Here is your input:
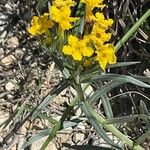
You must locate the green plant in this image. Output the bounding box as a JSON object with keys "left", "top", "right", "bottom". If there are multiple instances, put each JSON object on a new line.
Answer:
{"left": 21, "top": 0, "right": 150, "bottom": 149}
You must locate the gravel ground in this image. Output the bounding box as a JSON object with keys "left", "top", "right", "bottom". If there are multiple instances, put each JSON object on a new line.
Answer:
{"left": 0, "top": 0, "right": 150, "bottom": 150}
{"left": 0, "top": 1, "right": 114, "bottom": 149}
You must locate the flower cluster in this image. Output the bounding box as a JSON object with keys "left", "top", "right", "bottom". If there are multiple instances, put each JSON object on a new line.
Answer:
{"left": 81, "top": 0, "right": 105, "bottom": 21}
{"left": 28, "top": 0, "right": 116, "bottom": 70}
{"left": 63, "top": 35, "right": 94, "bottom": 61}
{"left": 28, "top": 13, "right": 53, "bottom": 36}
{"left": 50, "top": 0, "right": 78, "bottom": 30}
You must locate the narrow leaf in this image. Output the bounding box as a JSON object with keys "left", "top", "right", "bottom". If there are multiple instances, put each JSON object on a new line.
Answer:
{"left": 105, "top": 114, "right": 150, "bottom": 124}
{"left": 22, "top": 128, "right": 52, "bottom": 148}
{"left": 63, "top": 143, "right": 114, "bottom": 150}
{"left": 136, "top": 131, "right": 150, "bottom": 144}
{"left": 115, "top": 9, "right": 150, "bottom": 52}
{"left": 108, "top": 62, "right": 141, "bottom": 68}
{"left": 88, "top": 74, "right": 150, "bottom": 88}
{"left": 82, "top": 102, "right": 145, "bottom": 150}
{"left": 140, "top": 100, "right": 150, "bottom": 130}
{"left": 105, "top": 115, "right": 139, "bottom": 124}
{"left": 22, "top": 121, "right": 77, "bottom": 149}
{"left": 101, "top": 94, "right": 114, "bottom": 119}
{"left": 89, "top": 80, "right": 126, "bottom": 103}
{"left": 80, "top": 102, "right": 120, "bottom": 149}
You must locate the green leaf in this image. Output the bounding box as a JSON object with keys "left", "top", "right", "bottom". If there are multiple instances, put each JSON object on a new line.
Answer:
{"left": 94, "top": 81, "right": 114, "bottom": 119}
{"left": 105, "top": 115, "right": 140, "bottom": 124}
{"left": 105, "top": 115, "right": 149, "bottom": 124}
{"left": 101, "top": 94, "right": 114, "bottom": 119}
{"left": 63, "top": 143, "right": 114, "bottom": 150}
{"left": 89, "top": 80, "right": 126, "bottom": 104}
{"left": 132, "top": 76, "right": 150, "bottom": 84}
{"left": 22, "top": 128, "right": 52, "bottom": 148}
{"left": 24, "top": 106, "right": 57, "bottom": 124}
{"left": 87, "top": 74, "right": 150, "bottom": 88}
{"left": 81, "top": 102, "right": 145, "bottom": 150}
{"left": 13, "top": 105, "right": 25, "bottom": 123}
{"left": 140, "top": 100, "right": 150, "bottom": 130}
{"left": 108, "top": 62, "right": 141, "bottom": 68}
{"left": 115, "top": 9, "right": 150, "bottom": 52}
{"left": 22, "top": 120, "right": 77, "bottom": 149}
{"left": 80, "top": 102, "right": 120, "bottom": 149}
{"left": 41, "top": 121, "right": 62, "bottom": 150}
{"left": 31, "top": 81, "right": 68, "bottom": 120}
{"left": 136, "top": 131, "right": 150, "bottom": 144}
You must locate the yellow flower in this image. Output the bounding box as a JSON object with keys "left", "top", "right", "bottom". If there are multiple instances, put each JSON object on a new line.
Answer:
{"left": 96, "top": 44, "right": 116, "bottom": 70}
{"left": 28, "top": 13, "right": 54, "bottom": 36}
{"left": 53, "top": 0, "right": 75, "bottom": 7}
{"left": 50, "top": 5, "right": 78, "bottom": 30}
{"left": 94, "top": 12, "right": 113, "bottom": 30}
{"left": 80, "top": 0, "right": 105, "bottom": 21}
{"left": 91, "top": 24, "right": 111, "bottom": 48}
{"left": 63, "top": 35, "right": 94, "bottom": 61}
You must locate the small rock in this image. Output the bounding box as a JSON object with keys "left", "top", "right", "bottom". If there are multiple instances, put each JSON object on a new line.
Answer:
{"left": 77, "top": 122, "right": 85, "bottom": 130}
{"left": 57, "top": 133, "right": 70, "bottom": 144}
{"left": 85, "top": 85, "right": 94, "bottom": 96}
{"left": 1, "top": 54, "right": 16, "bottom": 66}
{"left": 32, "top": 137, "right": 57, "bottom": 150}
{"left": 53, "top": 115, "right": 61, "bottom": 121}
{"left": 0, "top": 30, "right": 7, "bottom": 42}
{"left": 73, "top": 133, "right": 85, "bottom": 144}
{"left": 70, "top": 87, "right": 77, "bottom": 96}
{"left": 0, "top": 136, "right": 3, "bottom": 144}
{"left": 0, "top": 48, "right": 4, "bottom": 58}
{"left": 0, "top": 111, "right": 9, "bottom": 125}
{"left": 31, "top": 62, "right": 37, "bottom": 68}
{"left": 53, "top": 95, "right": 67, "bottom": 105}
{"left": 75, "top": 107, "right": 82, "bottom": 117}
{"left": 5, "top": 80, "right": 17, "bottom": 91}
{"left": 144, "top": 69, "right": 150, "bottom": 77}
{"left": 25, "top": 55, "right": 32, "bottom": 62}
{"left": 5, "top": 3, "right": 12, "bottom": 10}
{"left": 7, "top": 93, "right": 14, "bottom": 99}
{"left": 15, "top": 49, "right": 24, "bottom": 58}
{"left": 11, "top": 143, "right": 17, "bottom": 150}
{"left": 7, "top": 36, "right": 19, "bottom": 48}
{"left": 17, "top": 136, "right": 26, "bottom": 150}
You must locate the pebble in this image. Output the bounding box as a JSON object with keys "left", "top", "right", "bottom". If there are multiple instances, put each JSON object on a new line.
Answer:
{"left": 31, "top": 137, "right": 57, "bottom": 150}
{"left": 15, "top": 49, "right": 24, "bottom": 58}
{"left": 7, "top": 36, "right": 19, "bottom": 48}
{"left": 5, "top": 80, "right": 17, "bottom": 91}
{"left": 144, "top": 69, "right": 150, "bottom": 77}
{"left": 73, "top": 132, "right": 85, "bottom": 144}
{"left": 53, "top": 95, "right": 67, "bottom": 105}
{"left": 75, "top": 107, "right": 82, "bottom": 117}
{"left": 77, "top": 122, "right": 85, "bottom": 130}
{"left": 0, "top": 48, "right": 4, "bottom": 58}
{"left": 1, "top": 54, "right": 16, "bottom": 66}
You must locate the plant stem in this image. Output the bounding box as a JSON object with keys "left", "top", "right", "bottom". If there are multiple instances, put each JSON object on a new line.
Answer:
{"left": 74, "top": 83, "right": 85, "bottom": 102}
{"left": 115, "top": 9, "right": 150, "bottom": 52}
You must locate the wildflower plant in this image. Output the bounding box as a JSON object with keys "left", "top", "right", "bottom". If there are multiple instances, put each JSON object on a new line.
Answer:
{"left": 25, "top": 0, "right": 150, "bottom": 149}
